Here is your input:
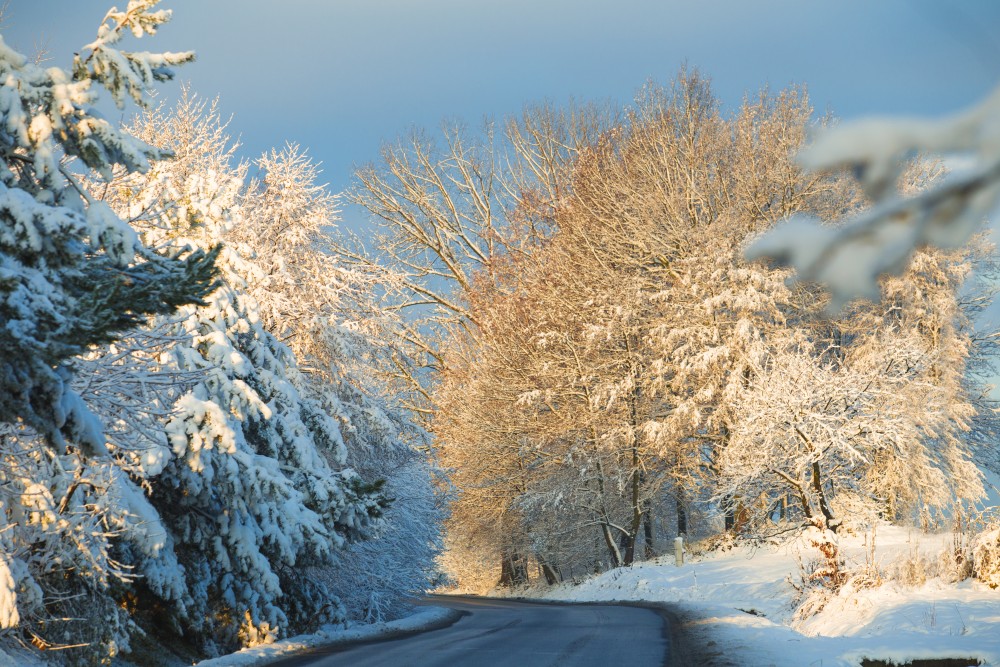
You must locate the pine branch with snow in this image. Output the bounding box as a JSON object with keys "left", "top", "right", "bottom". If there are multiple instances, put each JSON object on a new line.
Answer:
{"left": 0, "top": 1, "right": 214, "bottom": 455}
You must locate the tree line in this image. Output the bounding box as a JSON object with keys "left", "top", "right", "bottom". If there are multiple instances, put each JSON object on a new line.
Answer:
{"left": 2, "top": 0, "right": 998, "bottom": 662}
{"left": 347, "top": 69, "right": 999, "bottom": 591}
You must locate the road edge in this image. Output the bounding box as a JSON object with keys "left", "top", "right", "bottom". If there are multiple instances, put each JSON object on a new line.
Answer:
{"left": 609, "top": 601, "right": 697, "bottom": 667}
{"left": 195, "top": 606, "right": 466, "bottom": 667}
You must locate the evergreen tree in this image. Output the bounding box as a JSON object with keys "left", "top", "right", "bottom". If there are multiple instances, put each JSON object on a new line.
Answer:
{"left": 237, "top": 144, "right": 443, "bottom": 623}
{"left": 0, "top": 2, "right": 219, "bottom": 658}
{"left": 0, "top": 0, "right": 216, "bottom": 454}
{"left": 102, "top": 94, "right": 388, "bottom": 653}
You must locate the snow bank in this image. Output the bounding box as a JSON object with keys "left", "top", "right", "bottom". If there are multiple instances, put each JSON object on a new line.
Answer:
{"left": 534, "top": 526, "right": 1000, "bottom": 666}
{"left": 194, "top": 606, "right": 461, "bottom": 667}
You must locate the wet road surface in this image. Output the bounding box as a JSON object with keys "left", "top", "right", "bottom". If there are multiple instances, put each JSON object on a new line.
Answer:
{"left": 270, "top": 595, "right": 670, "bottom": 667}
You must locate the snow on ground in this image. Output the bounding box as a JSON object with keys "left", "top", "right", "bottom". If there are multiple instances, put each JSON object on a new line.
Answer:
{"left": 0, "top": 646, "right": 44, "bottom": 667}
{"left": 194, "top": 606, "right": 461, "bottom": 667}
{"left": 534, "top": 525, "right": 1000, "bottom": 666}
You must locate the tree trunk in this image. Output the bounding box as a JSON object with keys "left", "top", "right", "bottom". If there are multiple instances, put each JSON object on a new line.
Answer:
{"left": 811, "top": 461, "right": 838, "bottom": 532}
{"left": 723, "top": 495, "right": 736, "bottom": 532}
{"left": 499, "top": 551, "right": 529, "bottom": 587}
{"left": 601, "top": 522, "right": 623, "bottom": 568}
{"left": 539, "top": 559, "right": 561, "bottom": 585}
{"left": 623, "top": 482, "right": 642, "bottom": 566}
{"left": 592, "top": 454, "right": 622, "bottom": 568}
{"left": 642, "top": 502, "right": 656, "bottom": 559}
{"left": 622, "top": 332, "right": 643, "bottom": 568}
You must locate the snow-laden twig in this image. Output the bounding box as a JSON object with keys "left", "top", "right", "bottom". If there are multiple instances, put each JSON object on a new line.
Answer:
{"left": 746, "top": 84, "right": 1000, "bottom": 311}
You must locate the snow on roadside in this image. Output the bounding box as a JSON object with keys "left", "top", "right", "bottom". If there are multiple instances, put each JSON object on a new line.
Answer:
{"left": 194, "top": 606, "right": 461, "bottom": 667}
{"left": 533, "top": 525, "right": 1000, "bottom": 666}
{"left": 0, "top": 646, "right": 44, "bottom": 667}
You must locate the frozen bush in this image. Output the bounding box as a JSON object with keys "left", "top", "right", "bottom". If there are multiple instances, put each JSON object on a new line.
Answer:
{"left": 889, "top": 545, "right": 933, "bottom": 587}
{"left": 972, "top": 523, "right": 1000, "bottom": 589}
{"left": 938, "top": 521, "right": 975, "bottom": 583}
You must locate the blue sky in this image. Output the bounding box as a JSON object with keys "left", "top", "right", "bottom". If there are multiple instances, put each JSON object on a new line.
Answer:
{"left": 6, "top": 1, "right": 1000, "bottom": 217}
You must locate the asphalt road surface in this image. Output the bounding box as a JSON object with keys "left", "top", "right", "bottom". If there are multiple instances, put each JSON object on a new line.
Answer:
{"left": 271, "top": 595, "right": 671, "bottom": 667}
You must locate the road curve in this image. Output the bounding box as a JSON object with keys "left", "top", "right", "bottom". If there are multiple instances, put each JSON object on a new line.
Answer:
{"left": 269, "top": 595, "right": 670, "bottom": 667}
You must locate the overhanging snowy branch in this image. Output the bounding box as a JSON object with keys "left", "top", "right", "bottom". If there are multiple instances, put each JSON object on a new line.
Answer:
{"left": 746, "top": 84, "right": 1000, "bottom": 310}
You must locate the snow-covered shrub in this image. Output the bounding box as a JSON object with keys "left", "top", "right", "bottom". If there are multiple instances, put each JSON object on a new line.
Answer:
{"left": 828, "top": 493, "right": 881, "bottom": 536}
{"left": 972, "top": 522, "right": 1000, "bottom": 589}
{"left": 689, "top": 531, "right": 739, "bottom": 556}
{"left": 888, "top": 543, "right": 933, "bottom": 587}
{"left": 844, "top": 563, "right": 885, "bottom": 595}
{"left": 791, "top": 575, "right": 835, "bottom": 622}
{"left": 938, "top": 519, "right": 975, "bottom": 584}
{"left": 844, "top": 528, "right": 885, "bottom": 592}
{"left": 791, "top": 525, "right": 848, "bottom": 620}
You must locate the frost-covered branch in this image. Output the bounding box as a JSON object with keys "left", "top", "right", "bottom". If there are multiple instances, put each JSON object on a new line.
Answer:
{"left": 746, "top": 84, "right": 1000, "bottom": 310}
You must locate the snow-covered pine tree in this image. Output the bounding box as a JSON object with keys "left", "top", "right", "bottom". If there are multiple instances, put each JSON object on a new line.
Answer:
{"left": 0, "top": 0, "right": 215, "bottom": 454}
{"left": 101, "top": 93, "right": 388, "bottom": 654}
{"left": 0, "top": 3, "right": 221, "bottom": 658}
{"left": 234, "top": 140, "right": 442, "bottom": 624}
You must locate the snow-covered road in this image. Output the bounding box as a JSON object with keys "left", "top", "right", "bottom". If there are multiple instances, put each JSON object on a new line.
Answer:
{"left": 265, "top": 596, "right": 672, "bottom": 667}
